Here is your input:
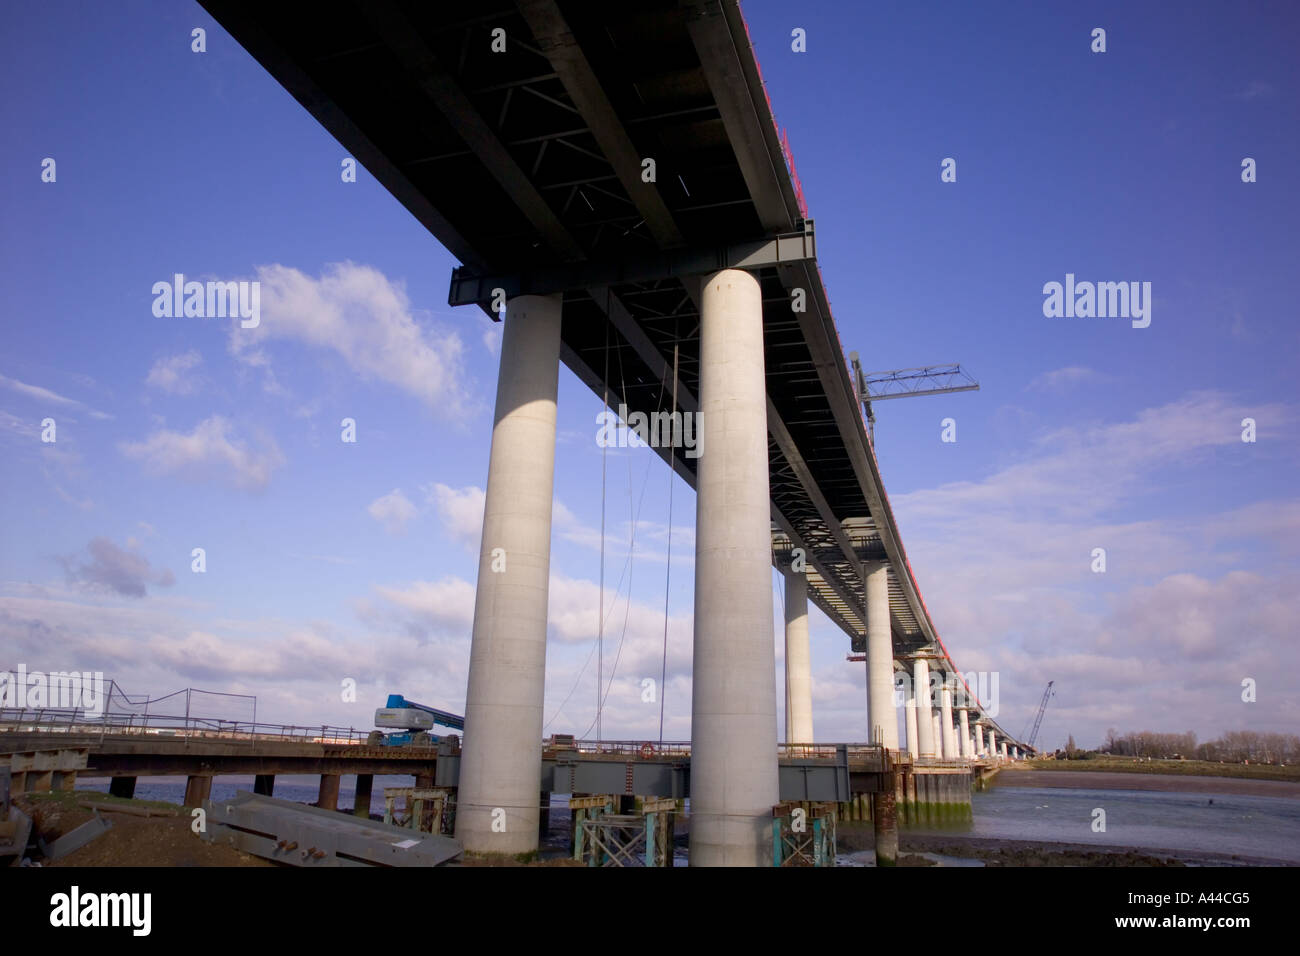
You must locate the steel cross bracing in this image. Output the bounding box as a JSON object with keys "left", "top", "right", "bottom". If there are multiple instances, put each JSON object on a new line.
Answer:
{"left": 197, "top": 0, "right": 1027, "bottom": 752}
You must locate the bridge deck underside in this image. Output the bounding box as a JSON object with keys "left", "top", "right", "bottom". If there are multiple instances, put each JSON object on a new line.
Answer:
{"left": 199, "top": 0, "right": 1021, "bottom": 743}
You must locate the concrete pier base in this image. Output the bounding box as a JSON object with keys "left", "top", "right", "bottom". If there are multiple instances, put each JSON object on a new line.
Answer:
{"left": 902, "top": 770, "right": 973, "bottom": 826}
{"left": 872, "top": 788, "right": 898, "bottom": 866}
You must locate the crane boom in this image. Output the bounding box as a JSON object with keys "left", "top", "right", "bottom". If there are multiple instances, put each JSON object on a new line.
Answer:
{"left": 847, "top": 355, "right": 980, "bottom": 442}
{"left": 1026, "top": 681, "right": 1054, "bottom": 748}
{"left": 382, "top": 694, "right": 465, "bottom": 730}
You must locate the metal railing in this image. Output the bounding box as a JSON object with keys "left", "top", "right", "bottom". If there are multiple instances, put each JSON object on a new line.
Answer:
{"left": 0, "top": 708, "right": 373, "bottom": 747}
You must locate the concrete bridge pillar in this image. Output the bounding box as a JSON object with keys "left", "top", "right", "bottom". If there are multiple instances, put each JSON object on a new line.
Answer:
{"left": 690, "top": 268, "right": 779, "bottom": 867}
{"left": 253, "top": 774, "right": 275, "bottom": 796}
{"left": 959, "top": 709, "right": 971, "bottom": 759}
{"left": 864, "top": 561, "right": 897, "bottom": 751}
{"left": 904, "top": 686, "right": 919, "bottom": 760}
{"left": 109, "top": 776, "right": 137, "bottom": 799}
{"left": 1000, "top": 741, "right": 1008, "bottom": 759}
{"left": 932, "top": 711, "right": 944, "bottom": 757}
{"left": 318, "top": 773, "right": 341, "bottom": 811}
{"left": 975, "top": 723, "right": 985, "bottom": 755}
{"left": 183, "top": 775, "right": 212, "bottom": 807}
{"left": 783, "top": 569, "right": 814, "bottom": 743}
{"left": 913, "top": 658, "right": 935, "bottom": 758}
{"left": 939, "top": 678, "right": 956, "bottom": 759}
{"left": 988, "top": 730, "right": 997, "bottom": 759}
{"left": 455, "top": 293, "right": 563, "bottom": 856}
{"left": 352, "top": 773, "right": 374, "bottom": 816}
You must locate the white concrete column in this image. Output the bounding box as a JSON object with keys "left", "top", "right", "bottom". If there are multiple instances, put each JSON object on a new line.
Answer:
{"left": 864, "top": 562, "right": 897, "bottom": 751}
{"left": 939, "top": 678, "right": 956, "bottom": 758}
{"left": 1000, "top": 741, "right": 1008, "bottom": 759}
{"left": 690, "top": 268, "right": 779, "bottom": 867}
{"left": 783, "top": 569, "right": 813, "bottom": 744}
{"left": 1012, "top": 746, "right": 1019, "bottom": 760}
{"left": 976, "top": 723, "right": 985, "bottom": 755}
{"left": 959, "top": 709, "right": 971, "bottom": 759}
{"left": 988, "top": 730, "right": 998, "bottom": 759}
{"left": 904, "top": 686, "right": 919, "bottom": 760}
{"left": 932, "top": 712, "right": 943, "bottom": 755}
{"left": 913, "top": 659, "right": 935, "bottom": 758}
{"left": 455, "top": 293, "right": 562, "bottom": 855}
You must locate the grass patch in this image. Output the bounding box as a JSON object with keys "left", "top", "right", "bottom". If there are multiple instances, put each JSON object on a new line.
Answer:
{"left": 21, "top": 789, "right": 180, "bottom": 814}
{"left": 1020, "top": 757, "right": 1300, "bottom": 782}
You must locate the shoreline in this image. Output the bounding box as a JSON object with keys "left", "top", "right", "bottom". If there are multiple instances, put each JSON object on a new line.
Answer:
{"left": 992, "top": 769, "right": 1300, "bottom": 799}
{"left": 899, "top": 833, "right": 1292, "bottom": 867}
{"left": 835, "top": 827, "right": 1295, "bottom": 867}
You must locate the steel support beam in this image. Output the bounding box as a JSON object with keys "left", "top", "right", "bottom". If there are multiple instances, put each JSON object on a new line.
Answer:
{"left": 365, "top": 0, "right": 585, "bottom": 262}
{"left": 681, "top": 0, "right": 798, "bottom": 231}
{"left": 517, "top": 0, "right": 685, "bottom": 248}
{"left": 449, "top": 223, "right": 815, "bottom": 306}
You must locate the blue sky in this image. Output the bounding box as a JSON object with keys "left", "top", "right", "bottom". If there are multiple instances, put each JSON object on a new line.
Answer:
{"left": 1, "top": 1, "right": 1297, "bottom": 751}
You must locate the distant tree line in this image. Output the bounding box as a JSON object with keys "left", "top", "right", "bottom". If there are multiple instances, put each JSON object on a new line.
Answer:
{"left": 1097, "top": 728, "right": 1300, "bottom": 764}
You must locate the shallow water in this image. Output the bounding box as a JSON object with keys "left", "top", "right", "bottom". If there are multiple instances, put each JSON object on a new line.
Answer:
{"left": 909, "top": 785, "right": 1300, "bottom": 863}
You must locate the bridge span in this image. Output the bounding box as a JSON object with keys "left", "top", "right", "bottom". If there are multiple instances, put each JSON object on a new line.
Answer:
{"left": 195, "top": 0, "right": 1032, "bottom": 864}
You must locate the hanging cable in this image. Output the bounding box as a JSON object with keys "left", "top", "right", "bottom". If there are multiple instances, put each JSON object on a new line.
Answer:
{"left": 581, "top": 330, "right": 652, "bottom": 737}
{"left": 597, "top": 320, "right": 609, "bottom": 743}
{"left": 658, "top": 342, "right": 678, "bottom": 746}
{"left": 600, "top": 335, "right": 639, "bottom": 707}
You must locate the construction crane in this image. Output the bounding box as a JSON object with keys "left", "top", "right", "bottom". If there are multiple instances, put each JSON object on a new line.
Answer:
{"left": 848, "top": 356, "right": 980, "bottom": 443}
{"left": 1022, "top": 681, "right": 1055, "bottom": 749}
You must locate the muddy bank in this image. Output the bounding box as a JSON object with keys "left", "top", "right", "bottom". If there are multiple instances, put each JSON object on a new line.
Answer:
{"left": 834, "top": 824, "right": 1289, "bottom": 866}
{"left": 994, "top": 770, "right": 1300, "bottom": 799}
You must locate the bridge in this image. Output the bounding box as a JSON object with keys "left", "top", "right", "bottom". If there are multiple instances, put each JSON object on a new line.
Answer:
{"left": 190, "top": 0, "right": 1030, "bottom": 865}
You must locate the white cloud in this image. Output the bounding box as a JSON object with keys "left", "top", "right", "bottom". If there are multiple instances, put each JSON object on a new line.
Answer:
{"left": 1236, "top": 80, "right": 1275, "bottom": 100}
{"left": 53, "top": 485, "right": 94, "bottom": 511}
{"left": 1026, "top": 366, "right": 1103, "bottom": 392}
{"left": 888, "top": 391, "right": 1300, "bottom": 747}
{"left": 426, "top": 483, "right": 485, "bottom": 551}
{"left": 0, "top": 410, "right": 39, "bottom": 438}
{"left": 423, "top": 482, "right": 685, "bottom": 563}
{"left": 362, "top": 577, "right": 477, "bottom": 638}
{"left": 367, "top": 488, "right": 418, "bottom": 535}
{"left": 0, "top": 582, "right": 472, "bottom": 721}
{"left": 229, "top": 262, "right": 473, "bottom": 417}
{"left": 119, "top": 415, "right": 285, "bottom": 491}
{"left": 145, "top": 350, "right": 203, "bottom": 395}
{"left": 59, "top": 537, "right": 175, "bottom": 597}
{"left": 0, "top": 373, "right": 112, "bottom": 419}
